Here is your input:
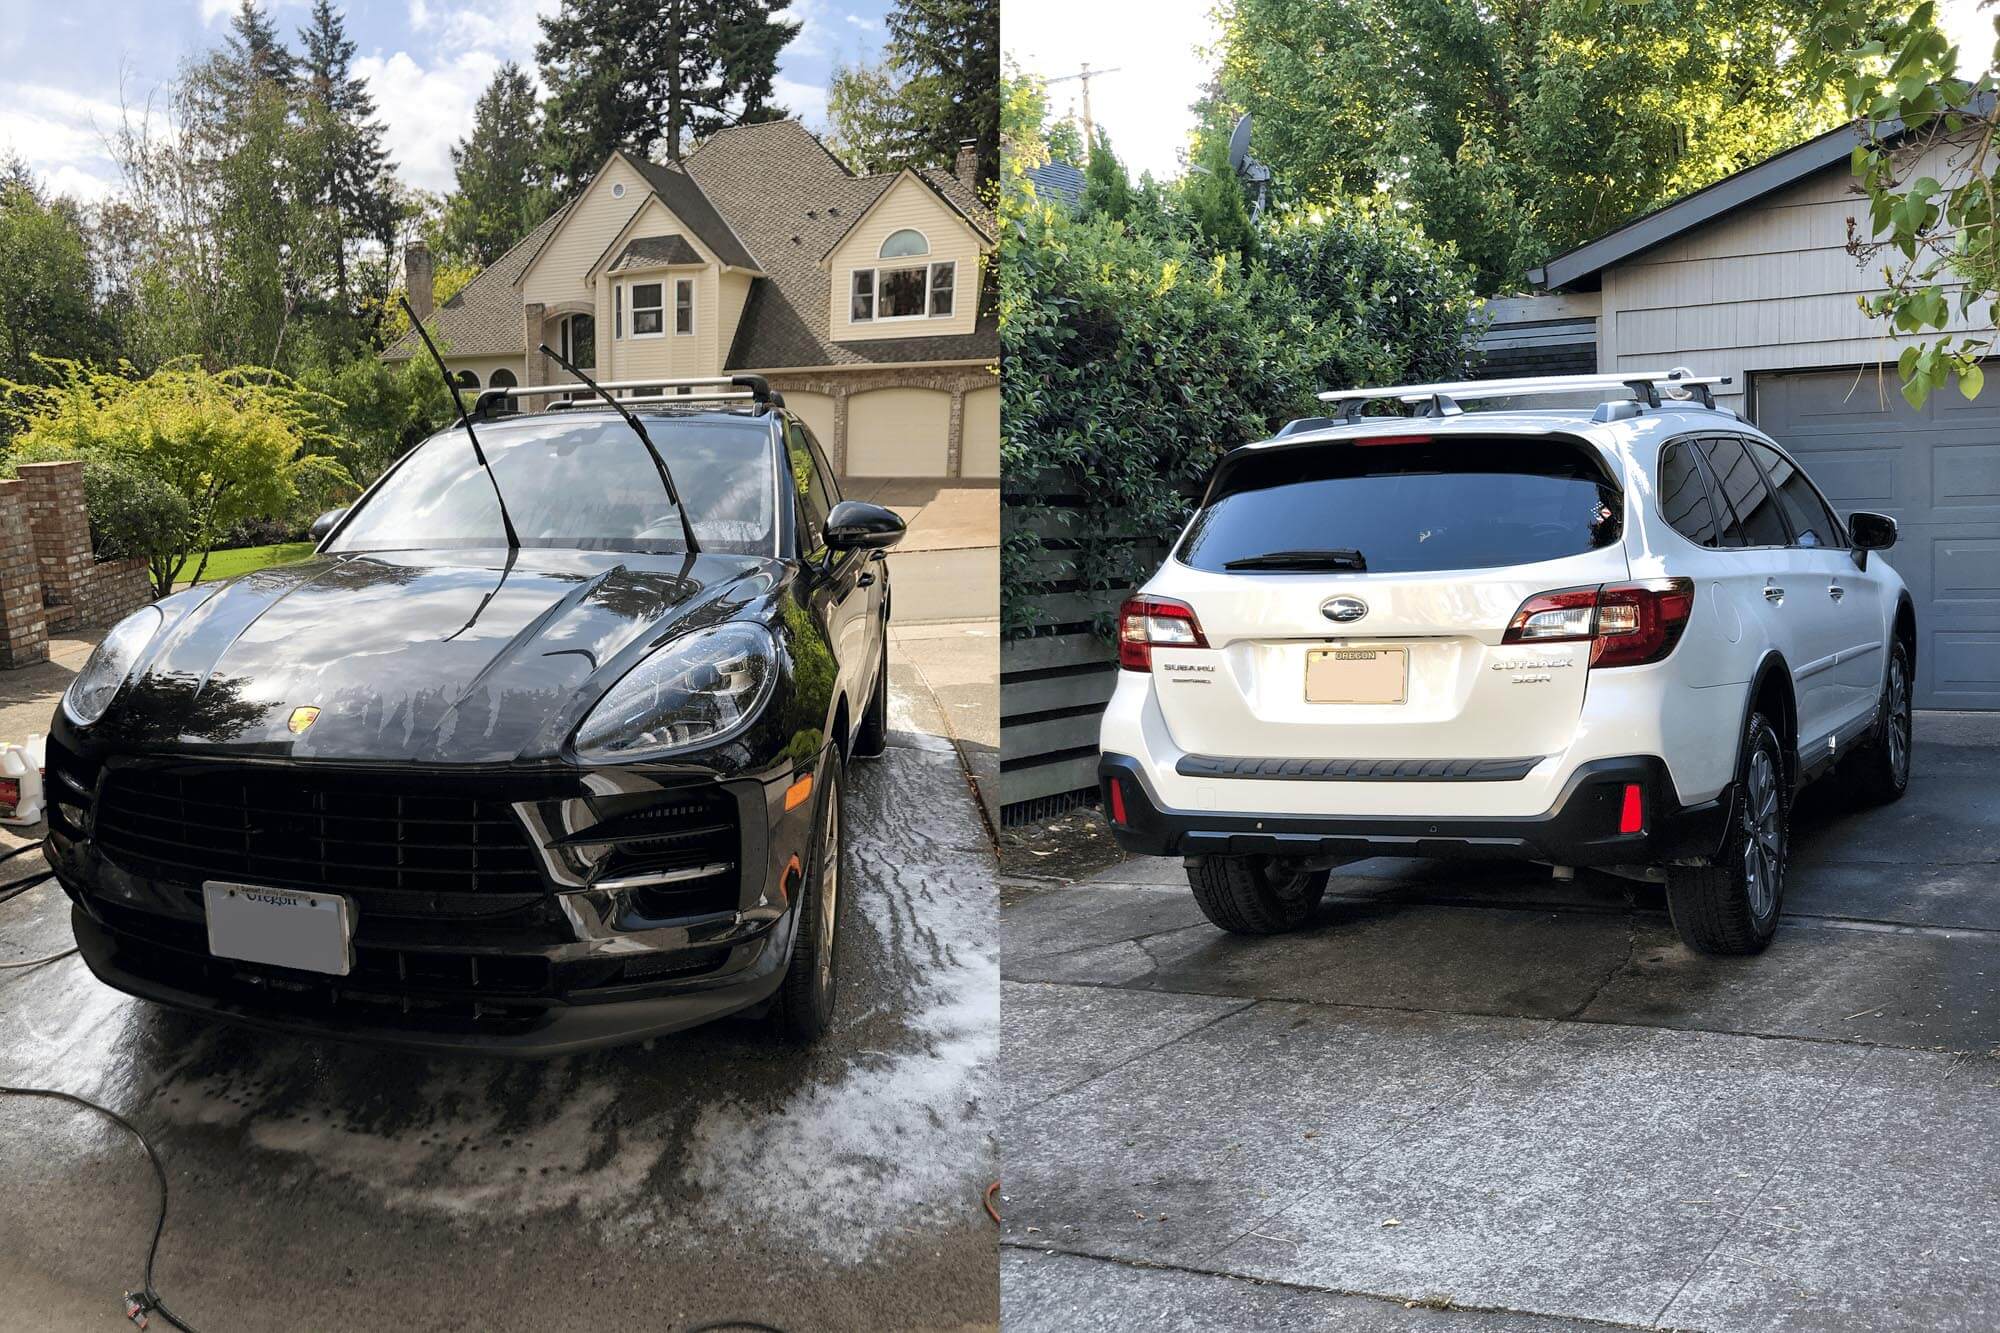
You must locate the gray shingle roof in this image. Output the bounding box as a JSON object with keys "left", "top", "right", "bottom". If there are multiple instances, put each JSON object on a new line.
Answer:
{"left": 1024, "top": 161, "right": 1084, "bottom": 209}
{"left": 381, "top": 204, "right": 571, "bottom": 361}
{"left": 623, "top": 154, "right": 761, "bottom": 270}
{"left": 608, "top": 234, "right": 704, "bottom": 270}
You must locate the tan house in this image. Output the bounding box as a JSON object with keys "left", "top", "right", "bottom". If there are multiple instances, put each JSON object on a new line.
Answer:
{"left": 384, "top": 120, "right": 999, "bottom": 479}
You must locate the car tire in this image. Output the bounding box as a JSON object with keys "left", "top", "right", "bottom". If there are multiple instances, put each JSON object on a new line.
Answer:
{"left": 1848, "top": 640, "right": 1912, "bottom": 806}
{"left": 853, "top": 631, "right": 889, "bottom": 760}
{"left": 772, "top": 756, "right": 845, "bottom": 1044}
{"left": 1666, "top": 712, "right": 1786, "bottom": 956}
{"left": 1186, "top": 855, "right": 1330, "bottom": 935}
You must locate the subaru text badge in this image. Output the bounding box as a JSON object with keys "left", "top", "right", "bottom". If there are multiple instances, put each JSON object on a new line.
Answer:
{"left": 1321, "top": 597, "right": 1368, "bottom": 624}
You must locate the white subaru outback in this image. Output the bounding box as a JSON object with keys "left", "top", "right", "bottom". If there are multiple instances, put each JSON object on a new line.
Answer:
{"left": 1098, "top": 371, "right": 1915, "bottom": 956}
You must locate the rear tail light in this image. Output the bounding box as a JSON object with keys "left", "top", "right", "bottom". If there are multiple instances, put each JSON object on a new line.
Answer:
{"left": 1503, "top": 579, "right": 1694, "bottom": 668}
{"left": 1118, "top": 595, "right": 1208, "bottom": 671}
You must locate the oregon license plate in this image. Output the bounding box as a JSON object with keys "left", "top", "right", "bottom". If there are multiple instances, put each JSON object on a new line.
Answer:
{"left": 203, "top": 882, "right": 354, "bottom": 976}
{"left": 1305, "top": 646, "right": 1408, "bottom": 704}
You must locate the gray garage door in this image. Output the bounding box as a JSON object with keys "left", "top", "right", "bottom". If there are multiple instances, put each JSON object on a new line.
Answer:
{"left": 1755, "top": 367, "right": 2000, "bottom": 710}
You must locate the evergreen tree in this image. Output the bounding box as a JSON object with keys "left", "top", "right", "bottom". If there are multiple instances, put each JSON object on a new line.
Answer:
{"left": 442, "top": 63, "right": 556, "bottom": 266}
{"left": 298, "top": 0, "right": 397, "bottom": 303}
{"left": 1079, "top": 129, "right": 1131, "bottom": 221}
{"left": 208, "top": 0, "right": 298, "bottom": 120}
{"left": 536, "top": 0, "right": 799, "bottom": 189}
{"left": 826, "top": 0, "right": 999, "bottom": 186}
{"left": 1181, "top": 127, "right": 1256, "bottom": 261}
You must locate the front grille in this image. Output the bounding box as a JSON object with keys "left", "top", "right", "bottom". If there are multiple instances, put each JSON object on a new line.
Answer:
{"left": 92, "top": 763, "right": 547, "bottom": 901}
{"left": 555, "top": 785, "right": 741, "bottom": 919}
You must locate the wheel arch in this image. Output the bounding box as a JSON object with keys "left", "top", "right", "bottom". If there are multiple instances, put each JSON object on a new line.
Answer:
{"left": 1741, "top": 651, "right": 1798, "bottom": 787}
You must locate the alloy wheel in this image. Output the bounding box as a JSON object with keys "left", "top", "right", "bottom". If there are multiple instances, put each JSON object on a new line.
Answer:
{"left": 816, "top": 771, "right": 841, "bottom": 998}
{"left": 1741, "top": 746, "right": 1783, "bottom": 919}
{"left": 1888, "top": 654, "right": 1912, "bottom": 785}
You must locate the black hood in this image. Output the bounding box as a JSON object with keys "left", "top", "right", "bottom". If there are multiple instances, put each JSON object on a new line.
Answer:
{"left": 98, "top": 548, "right": 778, "bottom": 763}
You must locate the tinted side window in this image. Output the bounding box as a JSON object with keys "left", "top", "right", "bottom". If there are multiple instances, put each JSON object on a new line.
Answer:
{"left": 1747, "top": 441, "right": 1844, "bottom": 549}
{"left": 786, "top": 420, "right": 832, "bottom": 554}
{"left": 1699, "top": 436, "right": 1789, "bottom": 547}
{"left": 1659, "top": 441, "right": 1723, "bottom": 547}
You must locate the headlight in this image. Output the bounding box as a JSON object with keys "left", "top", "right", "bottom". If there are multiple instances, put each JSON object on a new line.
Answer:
{"left": 573, "top": 622, "right": 777, "bottom": 762}
{"left": 63, "top": 605, "right": 163, "bottom": 726}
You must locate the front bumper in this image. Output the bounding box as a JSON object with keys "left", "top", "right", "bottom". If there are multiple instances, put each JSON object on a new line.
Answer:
{"left": 1100, "top": 752, "right": 1733, "bottom": 867}
{"left": 45, "top": 734, "right": 823, "bottom": 1055}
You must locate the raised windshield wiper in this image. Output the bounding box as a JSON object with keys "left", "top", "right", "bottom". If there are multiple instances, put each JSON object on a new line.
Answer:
{"left": 401, "top": 295, "right": 520, "bottom": 549}
{"left": 1223, "top": 547, "right": 1368, "bottom": 571}
{"left": 537, "top": 342, "right": 701, "bottom": 556}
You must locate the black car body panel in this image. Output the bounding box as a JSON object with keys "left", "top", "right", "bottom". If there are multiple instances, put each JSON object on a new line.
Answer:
{"left": 50, "top": 404, "right": 894, "bottom": 1053}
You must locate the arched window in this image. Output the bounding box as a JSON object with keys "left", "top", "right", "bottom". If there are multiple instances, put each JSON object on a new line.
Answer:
{"left": 879, "top": 229, "right": 929, "bottom": 259}
{"left": 489, "top": 367, "right": 518, "bottom": 389}
{"left": 453, "top": 369, "right": 480, "bottom": 390}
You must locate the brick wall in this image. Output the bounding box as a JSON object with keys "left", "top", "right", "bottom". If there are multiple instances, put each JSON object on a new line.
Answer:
{"left": 0, "top": 461, "right": 157, "bottom": 669}
{"left": 0, "top": 481, "right": 48, "bottom": 668}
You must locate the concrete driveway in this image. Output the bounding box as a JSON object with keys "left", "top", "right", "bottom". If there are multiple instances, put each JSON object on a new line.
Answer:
{"left": 0, "top": 664, "right": 998, "bottom": 1330}
{"left": 1001, "top": 713, "right": 2000, "bottom": 1331}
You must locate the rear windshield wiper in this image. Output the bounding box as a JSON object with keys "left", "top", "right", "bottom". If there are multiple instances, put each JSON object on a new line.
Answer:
{"left": 1223, "top": 548, "right": 1368, "bottom": 571}
{"left": 538, "top": 342, "right": 701, "bottom": 555}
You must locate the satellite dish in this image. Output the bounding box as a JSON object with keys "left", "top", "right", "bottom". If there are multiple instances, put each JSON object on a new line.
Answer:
{"left": 1227, "top": 113, "right": 1252, "bottom": 175}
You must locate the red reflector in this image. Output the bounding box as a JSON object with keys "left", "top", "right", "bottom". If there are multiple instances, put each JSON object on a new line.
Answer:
{"left": 1619, "top": 783, "right": 1644, "bottom": 835}
{"left": 1107, "top": 777, "right": 1128, "bottom": 825}
{"left": 0, "top": 778, "right": 18, "bottom": 812}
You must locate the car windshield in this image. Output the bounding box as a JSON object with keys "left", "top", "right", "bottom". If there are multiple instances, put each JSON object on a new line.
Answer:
{"left": 328, "top": 414, "right": 776, "bottom": 556}
{"left": 1179, "top": 435, "right": 1622, "bottom": 575}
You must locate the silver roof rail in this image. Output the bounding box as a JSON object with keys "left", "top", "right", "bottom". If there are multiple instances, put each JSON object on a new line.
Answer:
{"left": 475, "top": 373, "right": 779, "bottom": 420}
{"left": 1314, "top": 368, "right": 1733, "bottom": 420}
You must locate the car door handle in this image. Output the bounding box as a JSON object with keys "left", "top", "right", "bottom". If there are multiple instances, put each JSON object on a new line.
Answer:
{"left": 1828, "top": 584, "right": 1845, "bottom": 601}
{"left": 857, "top": 572, "right": 876, "bottom": 588}
{"left": 1763, "top": 584, "right": 1785, "bottom": 603}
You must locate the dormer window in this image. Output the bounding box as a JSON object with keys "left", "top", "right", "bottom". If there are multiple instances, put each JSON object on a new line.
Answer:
{"left": 852, "top": 229, "right": 955, "bottom": 324}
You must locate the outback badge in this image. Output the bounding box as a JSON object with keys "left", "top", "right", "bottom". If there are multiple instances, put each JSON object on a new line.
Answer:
{"left": 287, "top": 706, "right": 321, "bottom": 735}
{"left": 1320, "top": 596, "right": 1368, "bottom": 624}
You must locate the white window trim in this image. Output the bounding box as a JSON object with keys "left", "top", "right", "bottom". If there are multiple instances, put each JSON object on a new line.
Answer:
{"left": 626, "top": 280, "right": 666, "bottom": 340}
{"left": 851, "top": 259, "right": 958, "bottom": 324}
{"left": 674, "top": 277, "right": 695, "bottom": 337}
{"left": 879, "top": 227, "right": 930, "bottom": 259}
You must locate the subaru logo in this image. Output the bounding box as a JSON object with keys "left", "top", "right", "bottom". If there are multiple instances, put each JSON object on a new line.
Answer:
{"left": 1321, "top": 597, "right": 1368, "bottom": 623}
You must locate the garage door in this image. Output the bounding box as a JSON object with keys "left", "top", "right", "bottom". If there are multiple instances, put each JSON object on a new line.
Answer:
{"left": 961, "top": 385, "right": 999, "bottom": 478}
{"left": 1756, "top": 367, "right": 2000, "bottom": 709}
{"left": 847, "top": 388, "right": 950, "bottom": 477}
{"left": 785, "top": 390, "right": 838, "bottom": 460}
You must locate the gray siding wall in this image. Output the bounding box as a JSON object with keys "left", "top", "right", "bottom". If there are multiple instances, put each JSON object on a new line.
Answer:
{"left": 1595, "top": 143, "right": 1995, "bottom": 412}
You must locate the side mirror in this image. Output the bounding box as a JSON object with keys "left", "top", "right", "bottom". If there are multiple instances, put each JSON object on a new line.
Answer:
{"left": 823, "top": 500, "right": 906, "bottom": 552}
{"left": 309, "top": 507, "right": 349, "bottom": 543}
{"left": 1849, "top": 511, "right": 1897, "bottom": 551}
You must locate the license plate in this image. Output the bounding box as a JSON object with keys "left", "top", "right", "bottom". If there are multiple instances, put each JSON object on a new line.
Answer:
{"left": 203, "top": 882, "right": 354, "bottom": 976}
{"left": 1305, "top": 647, "right": 1407, "bottom": 704}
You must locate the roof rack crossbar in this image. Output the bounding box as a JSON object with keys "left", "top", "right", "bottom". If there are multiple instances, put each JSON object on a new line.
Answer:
{"left": 1316, "top": 369, "right": 1731, "bottom": 414}
{"left": 509, "top": 374, "right": 774, "bottom": 404}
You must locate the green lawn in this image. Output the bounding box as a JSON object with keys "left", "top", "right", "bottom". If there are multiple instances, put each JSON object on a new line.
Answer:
{"left": 175, "top": 541, "right": 318, "bottom": 586}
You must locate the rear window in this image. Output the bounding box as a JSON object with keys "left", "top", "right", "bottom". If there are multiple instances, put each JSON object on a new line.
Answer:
{"left": 1178, "top": 436, "right": 1622, "bottom": 575}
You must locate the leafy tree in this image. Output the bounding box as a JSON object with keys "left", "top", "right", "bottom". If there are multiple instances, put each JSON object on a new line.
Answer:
{"left": 1045, "top": 116, "right": 1084, "bottom": 167}
{"left": 197, "top": 0, "right": 299, "bottom": 136}
{"left": 536, "top": 0, "right": 799, "bottom": 188}
{"left": 0, "top": 359, "right": 350, "bottom": 594}
{"left": 824, "top": 0, "right": 998, "bottom": 186}
{"left": 1806, "top": 0, "right": 1997, "bottom": 405}
{"left": 1000, "top": 69, "right": 1052, "bottom": 206}
{"left": 0, "top": 169, "right": 110, "bottom": 403}
{"left": 442, "top": 63, "right": 556, "bottom": 265}
{"left": 1079, "top": 129, "right": 1133, "bottom": 221}
{"left": 1216, "top": 0, "right": 1877, "bottom": 291}
{"left": 297, "top": 0, "right": 398, "bottom": 304}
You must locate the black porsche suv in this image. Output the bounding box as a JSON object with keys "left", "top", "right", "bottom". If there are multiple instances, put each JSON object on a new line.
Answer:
{"left": 46, "top": 377, "right": 904, "bottom": 1054}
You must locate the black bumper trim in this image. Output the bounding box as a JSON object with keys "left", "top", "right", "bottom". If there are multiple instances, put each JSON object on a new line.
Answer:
{"left": 1176, "top": 754, "right": 1544, "bottom": 782}
{"left": 1102, "top": 753, "right": 1732, "bottom": 867}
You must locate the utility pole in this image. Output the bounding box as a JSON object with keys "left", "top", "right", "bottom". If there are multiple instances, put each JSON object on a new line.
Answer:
{"left": 1044, "top": 63, "right": 1122, "bottom": 149}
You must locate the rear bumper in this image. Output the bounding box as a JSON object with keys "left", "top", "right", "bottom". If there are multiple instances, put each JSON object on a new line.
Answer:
{"left": 1099, "top": 752, "right": 1732, "bottom": 866}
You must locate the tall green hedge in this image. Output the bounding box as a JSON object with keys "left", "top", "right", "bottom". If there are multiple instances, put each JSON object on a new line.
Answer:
{"left": 999, "top": 196, "right": 1483, "bottom": 636}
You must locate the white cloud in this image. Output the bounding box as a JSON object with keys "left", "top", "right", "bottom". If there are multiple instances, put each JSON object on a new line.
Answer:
{"left": 199, "top": 0, "right": 239, "bottom": 24}
{"left": 773, "top": 73, "right": 829, "bottom": 130}
{"left": 1005, "top": 0, "right": 1223, "bottom": 181}
{"left": 0, "top": 81, "right": 135, "bottom": 202}
{"left": 353, "top": 49, "right": 505, "bottom": 192}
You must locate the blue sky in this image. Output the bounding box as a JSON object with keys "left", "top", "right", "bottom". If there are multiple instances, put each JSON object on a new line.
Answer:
{"left": 0, "top": 0, "right": 891, "bottom": 202}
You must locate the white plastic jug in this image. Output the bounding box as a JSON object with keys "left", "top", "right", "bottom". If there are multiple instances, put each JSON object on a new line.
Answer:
{"left": 0, "top": 734, "right": 46, "bottom": 826}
